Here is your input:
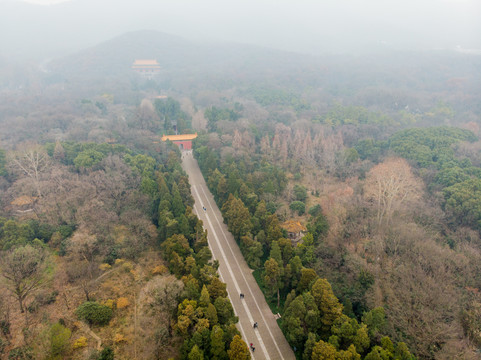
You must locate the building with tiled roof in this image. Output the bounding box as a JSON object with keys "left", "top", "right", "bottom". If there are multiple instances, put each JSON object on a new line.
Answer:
{"left": 10, "top": 195, "right": 37, "bottom": 215}
{"left": 132, "top": 59, "right": 161, "bottom": 78}
{"left": 161, "top": 133, "right": 198, "bottom": 150}
{"left": 280, "top": 220, "right": 307, "bottom": 244}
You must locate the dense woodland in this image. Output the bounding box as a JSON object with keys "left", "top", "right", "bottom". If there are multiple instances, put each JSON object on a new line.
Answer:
{"left": 1, "top": 30, "right": 481, "bottom": 359}
{"left": 0, "top": 135, "right": 248, "bottom": 359}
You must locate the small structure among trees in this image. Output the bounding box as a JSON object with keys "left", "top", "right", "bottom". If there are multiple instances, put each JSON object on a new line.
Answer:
{"left": 10, "top": 195, "right": 37, "bottom": 215}
{"left": 280, "top": 220, "right": 307, "bottom": 245}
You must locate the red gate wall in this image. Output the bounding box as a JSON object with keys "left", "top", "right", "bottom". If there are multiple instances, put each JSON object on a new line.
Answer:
{"left": 173, "top": 140, "right": 192, "bottom": 150}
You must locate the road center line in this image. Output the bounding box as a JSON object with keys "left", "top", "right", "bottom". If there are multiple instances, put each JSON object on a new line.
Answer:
{"left": 192, "top": 202, "right": 253, "bottom": 358}
{"left": 192, "top": 186, "right": 269, "bottom": 359}
{"left": 198, "top": 184, "right": 285, "bottom": 360}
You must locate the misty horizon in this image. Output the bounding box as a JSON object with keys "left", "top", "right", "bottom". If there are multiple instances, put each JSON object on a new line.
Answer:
{"left": 1, "top": 0, "right": 480, "bottom": 61}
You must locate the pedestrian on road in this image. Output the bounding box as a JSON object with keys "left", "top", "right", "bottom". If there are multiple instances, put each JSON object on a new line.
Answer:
{"left": 253, "top": 322, "right": 258, "bottom": 329}
{"left": 250, "top": 343, "right": 255, "bottom": 352}
{"left": 240, "top": 293, "right": 244, "bottom": 299}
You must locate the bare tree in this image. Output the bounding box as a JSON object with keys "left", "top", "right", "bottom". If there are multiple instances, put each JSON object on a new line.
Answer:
{"left": 364, "top": 157, "right": 423, "bottom": 226}
{"left": 65, "top": 230, "right": 101, "bottom": 301}
{"left": 137, "top": 99, "right": 159, "bottom": 130}
{"left": 138, "top": 275, "right": 184, "bottom": 358}
{"left": 7, "top": 143, "right": 49, "bottom": 197}
{"left": 66, "top": 260, "right": 99, "bottom": 301}
{"left": 0, "top": 245, "right": 47, "bottom": 314}
{"left": 67, "top": 231, "right": 98, "bottom": 279}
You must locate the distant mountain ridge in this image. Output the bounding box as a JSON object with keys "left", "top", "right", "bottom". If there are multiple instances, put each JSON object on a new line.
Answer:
{"left": 48, "top": 30, "right": 196, "bottom": 77}
{"left": 47, "top": 30, "right": 314, "bottom": 80}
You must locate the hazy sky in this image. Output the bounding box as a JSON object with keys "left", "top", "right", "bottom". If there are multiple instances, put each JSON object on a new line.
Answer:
{"left": 1, "top": 0, "right": 480, "bottom": 59}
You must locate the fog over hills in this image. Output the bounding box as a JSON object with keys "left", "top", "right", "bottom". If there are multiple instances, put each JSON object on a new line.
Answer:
{"left": 1, "top": 0, "right": 480, "bottom": 61}
{"left": 46, "top": 30, "right": 481, "bottom": 92}
{"left": 46, "top": 30, "right": 319, "bottom": 78}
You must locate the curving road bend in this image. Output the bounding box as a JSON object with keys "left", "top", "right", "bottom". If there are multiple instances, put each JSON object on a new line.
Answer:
{"left": 182, "top": 151, "right": 296, "bottom": 360}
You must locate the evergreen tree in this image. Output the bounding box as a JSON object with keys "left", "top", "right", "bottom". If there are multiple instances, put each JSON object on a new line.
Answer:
{"left": 265, "top": 214, "right": 283, "bottom": 245}
{"left": 353, "top": 324, "right": 370, "bottom": 354}
{"left": 364, "top": 346, "right": 391, "bottom": 360}
{"left": 188, "top": 344, "right": 205, "bottom": 360}
{"left": 362, "top": 307, "right": 387, "bottom": 340}
{"left": 303, "top": 292, "right": 321, "bottom": 334}
{"left": 171, "top": 182, "right": 186, "bottom": 218}
{"left": 217, "top": 176, "right": 228, "bottom": 204}
{"left": 303, "top": 332, "right": 319, "bottom": 360}
{"left": 254, "top": 200, "right": 269, "bottom": 229}
{"left": 283, "top": 295, "right": 308, "bottom": 349}
{"left": 227, "top": 335, "right": 250, "bottom": 360}
{"left": 178, "top": 214, "right": 191, "bottom": 238}
{"left": 206, "top": 303, "right": 219, "bottom": 327}
{"left": 311, "top": 340, "right": 337, "bottom": 360}
{"left": 157, "top": 173, "right": 172, "bottom": 204}
{"left": 199, "top": 285, "right": 211, "bottom": 307}
{"left": 224, "top": 196, "right": 252, "bottom": 240}
{"left": 337, "top": 345, "right": 361, "bottom": 360}
{"left": 311, "top": 278, "right": 343, "bottom": 337}
{"left": 240, "top": 235, "right": 263, "bottom": 269}
{"left": 289, "top": 256, "right": 303, "bottom": 288}
{"left": 269, "top": 241, "right": 283, "bottom": 267}
{"left": 210, "top": 325, "right": 227, "bottom": 360}
{"left": 394, "top": 342, "right": 414, "bottom": 360}
{"left": 297, "top": 268, "right": 318, "bottom": 293}
{"left": 264, "top": 258, "right": 282, "bottom": 308}
{"left": 214, "top": 297, "right": 237, "bottom": 325}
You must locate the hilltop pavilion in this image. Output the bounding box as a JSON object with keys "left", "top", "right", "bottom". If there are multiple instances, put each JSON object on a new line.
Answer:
{"left": 132, "top": 59, "right": 161, "bottom": 78}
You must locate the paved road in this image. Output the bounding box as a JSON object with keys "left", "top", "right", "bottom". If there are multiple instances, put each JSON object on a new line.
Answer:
{"left": 182, "top": 151, "right": 296, "bottom": 360}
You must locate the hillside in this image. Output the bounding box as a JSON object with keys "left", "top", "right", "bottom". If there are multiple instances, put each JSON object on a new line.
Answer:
{"left": 43, "top": 31, "right": 481, "bottom": 123}
{"left": 46, "top": 30, "right": 312, "bottom": 80}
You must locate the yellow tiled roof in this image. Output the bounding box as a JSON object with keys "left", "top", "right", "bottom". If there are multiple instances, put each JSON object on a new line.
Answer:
{"left": 161, "top": 133, "right": 198, "bottom": 141}
{"left": 280, "top": 220, "right": 307, "bottom": 233}
{"left": 11, "top": 196, "right": 36, "bottom": 206}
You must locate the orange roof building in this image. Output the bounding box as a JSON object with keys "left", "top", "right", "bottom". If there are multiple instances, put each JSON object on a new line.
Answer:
{"left": 10, "top": 195, "right": 37, "bottom": 215}
{"left": 161, "top": 133, "right": 198, "bottom": 150}
{"left": 11, "top": 195, "right": 36, "bottom": 206}
{"left": 280, "top": 220, "right": 307, "bottom": 244}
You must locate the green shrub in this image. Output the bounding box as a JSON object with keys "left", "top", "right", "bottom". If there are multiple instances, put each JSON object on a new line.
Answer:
{"left": 266, "top": 202, "right": 278, "bottom": 214}
{"left": 308, "top": 204, "right": 322, "bottom": 216}
{"left": 97, "top": 347, "right": 114, "bottom": 360}
{"left": 49, "top": 322, "right": 71, "bottom": 359}
{"left": 289, "top": 201, "right": 305, "bottom": 215}
{"left": 8, "top": 346, "right": 33, "bottom": 360}
{"left": 57, "top": 225, "right": 75, "bottom": 238}
{"left": 75, "top": 302, "right": 113, "bottom": 326}
{"left": 0, "top": 338, "right": 7, "bottom": 354}
{"left": 0, "top": 320, "right": 10, "bottom": 337}
{"left": 293, "top": 184, "right": 307, "bottom": 202}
